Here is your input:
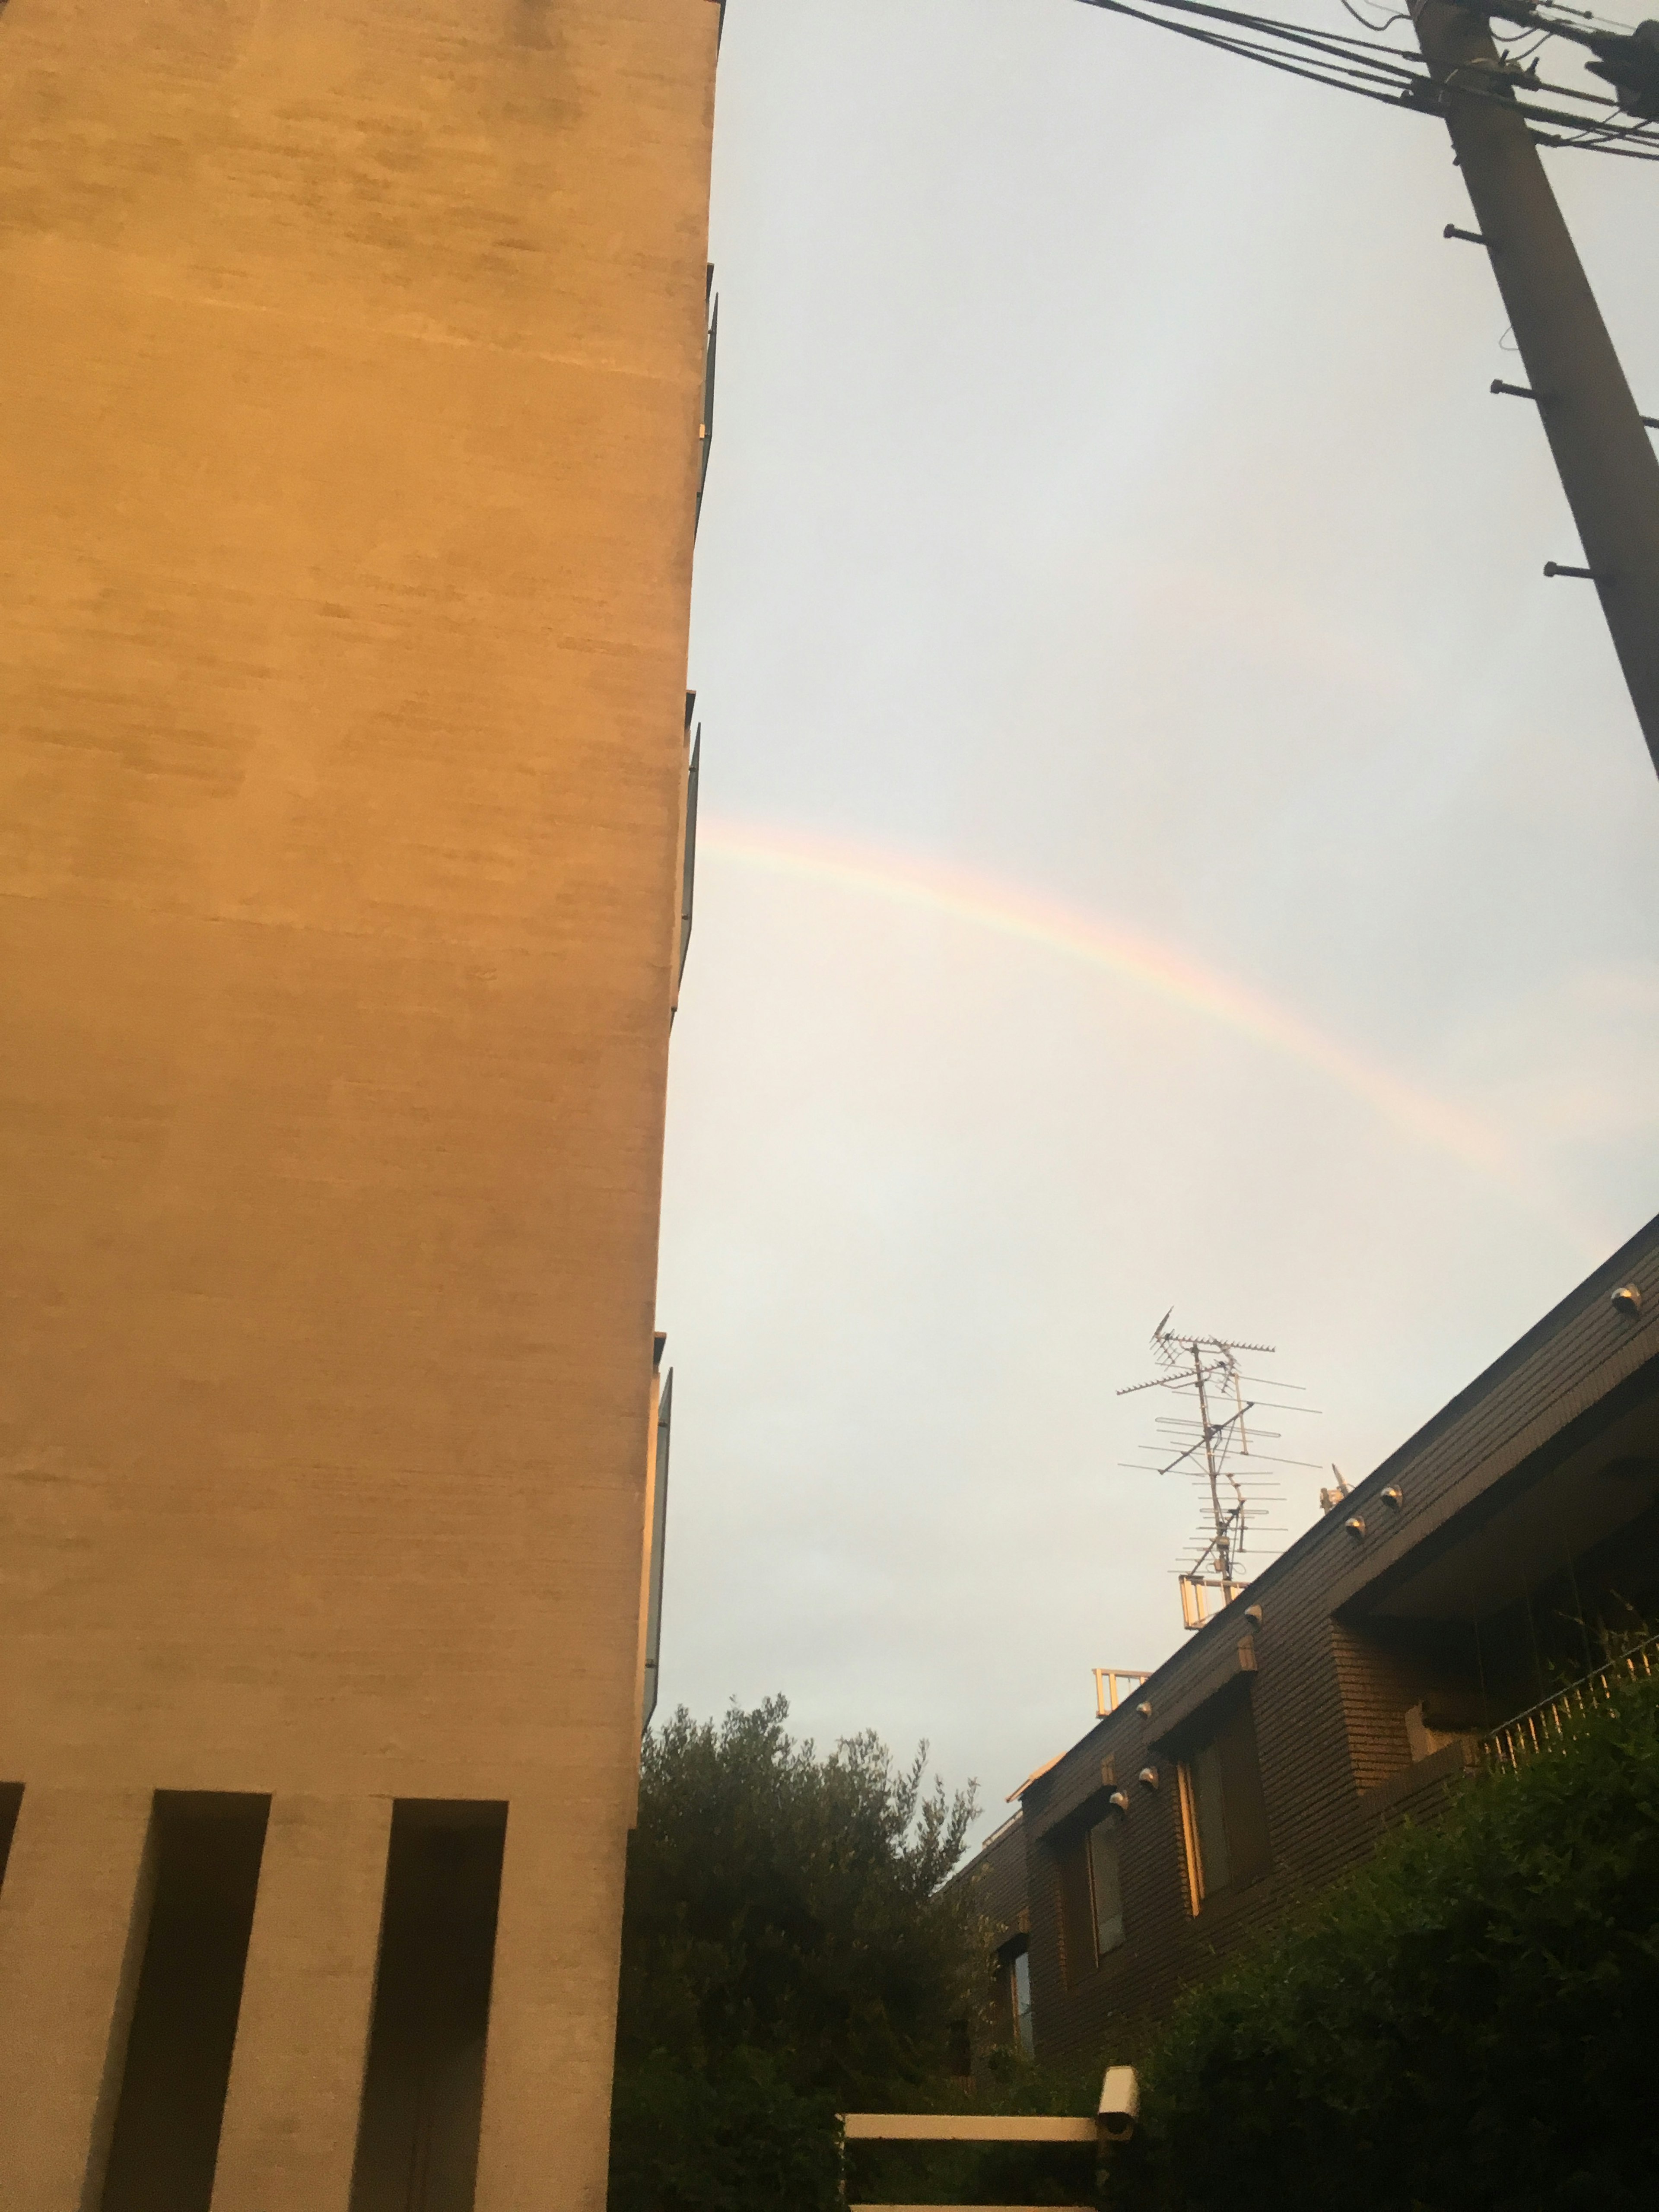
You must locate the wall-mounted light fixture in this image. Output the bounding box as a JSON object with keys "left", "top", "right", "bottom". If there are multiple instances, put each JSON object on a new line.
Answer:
{"left": 1612, "top": 1283, "right": 1643, "bottom": 1318}
{"left": 1137, "top": 1765, "right": 1159, "bottom": 1791}
{"left": 1097, "top": 2065, "right": 1140, "bottom": 2146}
{"left": 1345, "top": 1516, "right": 1367, "bottom": 1541}
{"left": 1381, "top": 1485, "right": 1403, "bottom": 1510}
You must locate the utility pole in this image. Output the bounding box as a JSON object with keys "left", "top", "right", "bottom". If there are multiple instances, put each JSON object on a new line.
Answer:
{"left": 1410, "top": 0, "right": 1659, "bottom": 777}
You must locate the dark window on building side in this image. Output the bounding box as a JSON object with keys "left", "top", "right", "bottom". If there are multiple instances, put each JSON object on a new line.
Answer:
{"left": 1087, "top": 1817, "right": 1125, "bottom": 1955}
{"left": 695, "top": 269, "right": 718, "bottom": 536}
{"left": 680, "top": 715, "right": 699, "bottom": 988}
{"left": 1009, "top": 1942, "right": 1035, "bottom": 2056}
{"left": 642, "top": 1369, "right": 673, "bottom": 1734}
{"left": 1177, "top": 1691, "right": 1271, "bottom": 1911}
{"left": 1055, "top": 1811, "right": 1125, "bottom": 1984}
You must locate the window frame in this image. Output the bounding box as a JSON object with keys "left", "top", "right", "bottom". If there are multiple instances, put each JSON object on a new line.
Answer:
{"left": 1086, "top": 1814, "right": 1125, "bottom": 1960}
{"left": 1007, "top": 1941, "right": 1034, "bottom": 2057}
{"left": 1176, "top": 1755, "right": 1209, "bottom": 1913}
{"left": 1175, "top": 1687, "right": 1271, "bottom": 1916}
{"left": 1053, "top": 1800, "right": 1128, "bottom": 1984}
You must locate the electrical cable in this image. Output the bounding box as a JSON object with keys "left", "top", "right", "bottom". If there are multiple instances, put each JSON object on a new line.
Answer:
{"left": 1074, "top": 0, "right": 1429, "bottom": 104}
{"left": 1068, "top": 0, "right": 1659, "bottom": 159}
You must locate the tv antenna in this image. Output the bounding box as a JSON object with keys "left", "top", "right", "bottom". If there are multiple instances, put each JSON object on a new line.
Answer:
{"left": 1119, "top": 1312, "right": 1319, "bottom": 1629}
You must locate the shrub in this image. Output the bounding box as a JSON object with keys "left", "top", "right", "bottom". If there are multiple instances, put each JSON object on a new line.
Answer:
{"left": 1118, "top": 1664, "right": 1659, "bottom": 2212}
{"left": 607, "top": 2050, "right": 840, "bottom": 2212}
{"left": 608, "top": 1697, "right": 984, "bottom": 2211}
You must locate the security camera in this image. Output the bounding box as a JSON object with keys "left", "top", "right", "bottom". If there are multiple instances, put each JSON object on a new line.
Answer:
{"left": 1097, "top": 2064, "right": 1139, "bottom": 2145}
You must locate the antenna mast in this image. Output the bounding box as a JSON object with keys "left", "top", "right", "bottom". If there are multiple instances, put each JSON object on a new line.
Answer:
{"left": 1119, "top": 1314, "right": 1317, "bottom": 1629}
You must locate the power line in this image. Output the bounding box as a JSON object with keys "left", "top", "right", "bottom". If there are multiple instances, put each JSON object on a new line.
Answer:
{"left": 1062, "top": 0, "right": 1659, "bottom": 777}
{"left": 1069, "top": 0, "right": 1659, "bottom": 158}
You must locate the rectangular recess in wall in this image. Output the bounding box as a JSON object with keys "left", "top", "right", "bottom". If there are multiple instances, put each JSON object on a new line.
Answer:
{"left": 0, "top": 1783, "right": 22, "bottom": 1892}
{"left": 349, "top": 1800, "right": 509, "bottom": 2212}
{"left": 99, "top": 1791, "right": 270, "bottom": 2212}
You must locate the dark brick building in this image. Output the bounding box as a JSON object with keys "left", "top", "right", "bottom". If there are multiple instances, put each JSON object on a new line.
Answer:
{"left": 962, "top": 1211, "right": 1659, "bottom": 2068}
{"left": 963, "top": 1810, "right": 1033, "bottom": 2066}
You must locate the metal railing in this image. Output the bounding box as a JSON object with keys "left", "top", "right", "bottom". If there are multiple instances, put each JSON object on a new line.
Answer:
{"left": 1482, "top": 1629, "right": 1659, "bottom": 1771}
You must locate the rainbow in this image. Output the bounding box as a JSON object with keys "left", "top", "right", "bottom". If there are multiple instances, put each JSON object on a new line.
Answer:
{"left": 699, "top": 812, "right": 1590, "bottom": 1250}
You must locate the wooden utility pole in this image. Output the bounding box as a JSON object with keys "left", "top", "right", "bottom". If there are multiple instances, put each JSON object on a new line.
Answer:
{"left": 1410, "top": 0, "right": 1659, "bottom": 780}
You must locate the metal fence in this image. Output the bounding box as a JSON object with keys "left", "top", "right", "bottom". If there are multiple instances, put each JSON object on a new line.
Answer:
{"left": 1482, "top": 1629, "right": 1659, "bottom": 1771}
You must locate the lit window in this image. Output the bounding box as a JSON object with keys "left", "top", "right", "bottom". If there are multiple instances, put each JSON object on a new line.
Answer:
{"left": 1177, "top": 1694, "right": 1271, "bottom": 1911}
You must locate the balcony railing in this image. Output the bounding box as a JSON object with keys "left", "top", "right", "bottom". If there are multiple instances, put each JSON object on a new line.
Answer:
{"left": 1482, "top": 1630, "right": 1659, "bottom": 1771}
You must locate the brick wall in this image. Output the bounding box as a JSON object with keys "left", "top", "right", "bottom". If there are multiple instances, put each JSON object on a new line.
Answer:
{"left": 1006, "top": 1216, "right": 1659, "bottom": 2066}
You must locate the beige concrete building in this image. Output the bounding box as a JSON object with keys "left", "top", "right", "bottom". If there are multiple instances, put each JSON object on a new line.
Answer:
{"left": 0, "top": 3, "right": 721, "bottom": 2206}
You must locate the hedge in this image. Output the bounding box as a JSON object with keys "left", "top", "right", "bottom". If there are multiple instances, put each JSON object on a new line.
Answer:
{"left": 1118, "top": 1660, "right": 1659, "bottom": 2212}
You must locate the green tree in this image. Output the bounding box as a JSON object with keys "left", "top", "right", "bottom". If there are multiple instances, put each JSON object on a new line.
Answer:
{"left": 1118, "top": 1663, "right": 1659, "bottom": 2212}
{"left": 607, "top": 1697, "right": 983, "bottom": 2212}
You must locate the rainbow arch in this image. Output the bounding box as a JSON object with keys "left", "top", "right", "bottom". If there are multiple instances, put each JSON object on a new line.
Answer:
{"left": 699, "top": 812, "right": 1585, "bottom": 1249}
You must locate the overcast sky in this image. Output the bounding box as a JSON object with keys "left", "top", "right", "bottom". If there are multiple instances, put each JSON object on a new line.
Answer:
{"left": 655, "top": 0, "right": 1659, "bottom": 1840}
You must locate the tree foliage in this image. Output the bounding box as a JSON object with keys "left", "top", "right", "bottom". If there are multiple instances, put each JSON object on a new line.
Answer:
{"left": 1120, "top": 1664, "right": 1659, "bottom": 2212}
{"left": 607, "top": 2049, "right": 841, "bottom": 2212}
{"left": 607, "top": 1697, "right": 983, "bottom": 2212}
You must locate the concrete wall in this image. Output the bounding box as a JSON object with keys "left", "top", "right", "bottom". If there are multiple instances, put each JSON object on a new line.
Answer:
{"left": 0, "top": 0, "right": 719, "bottom": 2201}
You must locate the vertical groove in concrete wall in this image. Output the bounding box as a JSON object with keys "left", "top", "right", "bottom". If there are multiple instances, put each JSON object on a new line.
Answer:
{"left": 0, "top": 1786, "right": 22, "bottom": 1895}
{"left": 100, "top": 1795, "right": 271, "bottom": 2212}
{"left": 348, "top": 1803, "right": 508, "bottom": 2212}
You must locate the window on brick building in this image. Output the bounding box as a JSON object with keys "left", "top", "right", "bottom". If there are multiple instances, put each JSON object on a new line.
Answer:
{"left": 1177, "top": 1692, "right": 1271, "bottom": 1911}
{"left": 1008, "top": 1942, "right": 1035, "bottom": 2056}
{"left": 1087, "top": 1817, "right": 1125, "bottom": 1956}
{"left": 1056, "top": 1811, "right": 1126, "bottom": 1982}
